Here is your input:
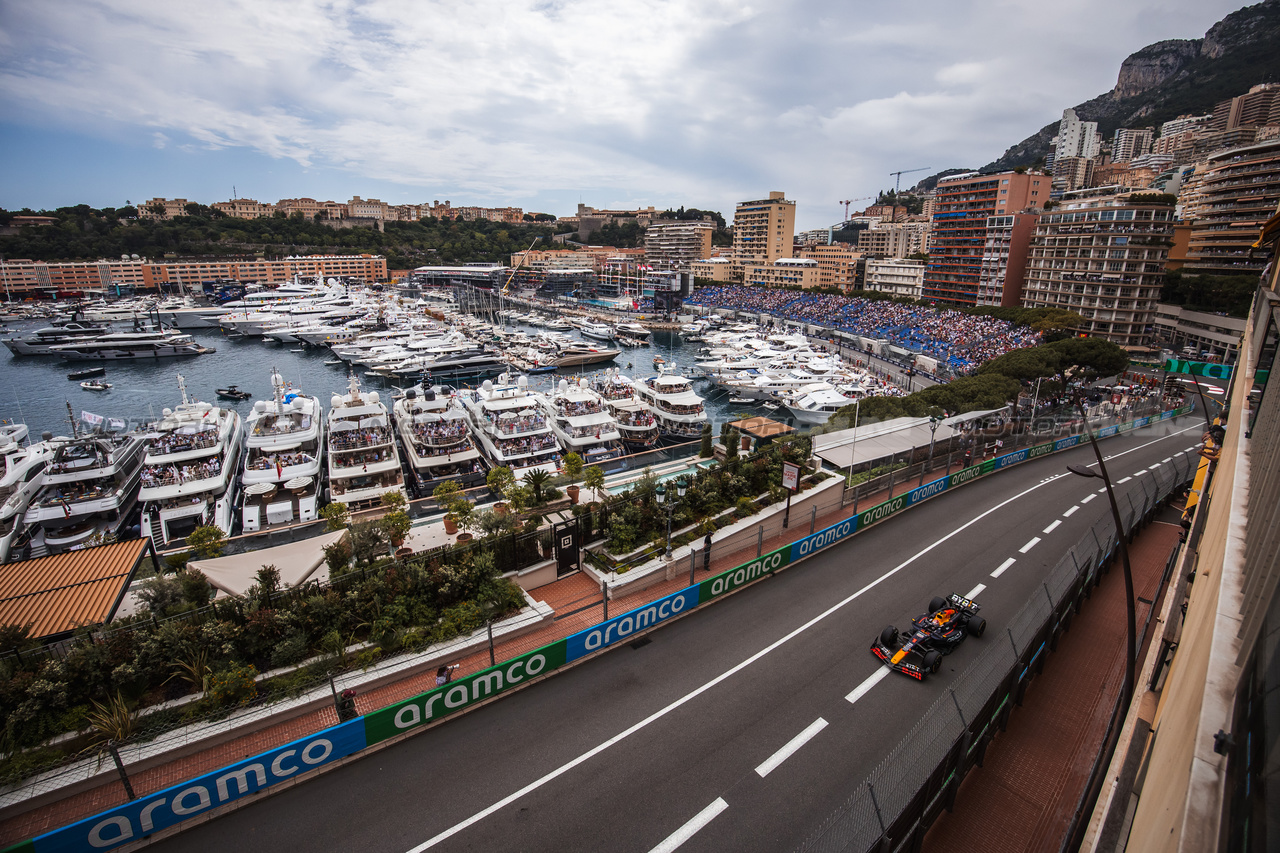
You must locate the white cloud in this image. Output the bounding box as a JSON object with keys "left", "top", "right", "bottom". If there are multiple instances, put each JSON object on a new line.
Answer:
{"left": 0, "top": 0, "right": 1254, "bottom": 226}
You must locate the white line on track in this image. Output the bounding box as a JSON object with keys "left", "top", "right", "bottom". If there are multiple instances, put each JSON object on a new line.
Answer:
{"left": 1081, "top": 494, "right": 1096, "bottom": 504}
{"left": 965, "top": 583, "right": 987, "bottom": 599}
{"left": 1098, "top": 488, "right": 1107, "bottom": 494}
{"left": 1063, "top": 506, "right": 1079, "bottom": 517}
{"left": 991, "top": 557, "right": 1016, "bottom": 578}
{"left": 648, "top": 798, "right": 729, "bottom": 853}
{"left": 1019, "top": 537, "right": 1041, "bottom": 553}
{"left": 846, "top": 668, "right": 890, "bottom": 704}
{"left": 1132, "top": 472, "right": 1146, "bottom": 478}
{"left": 1043, "top": 520, "right": 1062, "bottom": 534}
{"left": 1162, "top": 457, "right": 1172, "bottom": 463}
{"left": 755, "top": 718, "right": 828, "bottom": 778}
{"left": 403, "top": 423, "right": 1202, "bottom": 852}
{"left": 1116, "top": 477, "right": 1132, "bottom": 484}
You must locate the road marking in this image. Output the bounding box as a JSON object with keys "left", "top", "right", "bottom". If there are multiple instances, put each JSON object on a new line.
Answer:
{"left": 1063, "top": 506, "right": 1079, "bottom": 517}
{"left": 1098, "top": 488, "right": 1107, "bottom": 494}
{"left": 1081, "top": 494, "right": 1097, "bottom": 504}
{"left": 1116, "top": 477, "right": 1132, "bottom": 484}
{"left": 965, "top": 583, "right": 986, "bottom": 599}
{"left": 649, "top": 798, "right": 729, "bottom": 853}
{"left": 1133, "top": 471, "right": 1146, "bottom": 478}
{"left": 991, "top": 557, "right": 1016, "bottom": 578}
{"left": 1043, "top": 520, "right": 1062, "bottom": 534}
{"left": 404, "top": 426, "right": 1202, "bottom": 851}
{"left": 1149, "top": 464, "right": 1161, "bottom": 470}
{"left": 846, "top": 667, "right": 890, "bottom": 704}
{"left": 756, "top": 718, "right": 828, "bottom": 778}
{"left": 1019, "top": 537, "right": 1041, "bottom": 553}
{"left": 1161, "top": 457, "right": 1172, "bottom": 463}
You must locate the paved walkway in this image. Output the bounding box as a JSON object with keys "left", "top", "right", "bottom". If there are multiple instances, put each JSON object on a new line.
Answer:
{"left": 921, "top": 506, "right": 1184, "bottom": 853}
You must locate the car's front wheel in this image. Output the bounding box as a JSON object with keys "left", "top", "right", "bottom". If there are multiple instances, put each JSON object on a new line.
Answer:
{"left": 922, "top": 650, "right": 942, "bottom": 675}
{"left": 879, "top": 625, "right": 899, "bottom": 648}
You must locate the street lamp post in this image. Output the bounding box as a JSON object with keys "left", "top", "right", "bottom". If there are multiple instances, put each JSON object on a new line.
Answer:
{"left": 1066, "top": 402, "right": 1136, "bottom": 710}
{"left": 655, "top": 476, "right": 688, "bottom": 561}
{"left": 919, "top": 414, "right": 941, "bottom": 487}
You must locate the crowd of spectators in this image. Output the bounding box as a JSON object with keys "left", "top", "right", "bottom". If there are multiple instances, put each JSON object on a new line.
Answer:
{"left": 685, "top": 287, "right": 1041, "bottom": 373}
{"left": 247, "top": 451, "right": 315, "bottom": 472}
{"left": 142, "top": 457, "right": 222, "bottom": 488}
{"left": 496, "top": 433, "right": 558, "bottom": 456}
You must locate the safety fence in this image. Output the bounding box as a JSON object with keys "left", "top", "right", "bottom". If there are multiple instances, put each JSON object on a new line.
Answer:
{"left": 792, "top": 454, "right": 1194, "bottom": 853}
{"left": 1, "top": 405, "right": 1193, "bottom": 853}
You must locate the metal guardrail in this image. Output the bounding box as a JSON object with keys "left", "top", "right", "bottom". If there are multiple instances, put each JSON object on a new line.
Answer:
{"left": 793, "top": 453, "right": 1193, "bottom": 853}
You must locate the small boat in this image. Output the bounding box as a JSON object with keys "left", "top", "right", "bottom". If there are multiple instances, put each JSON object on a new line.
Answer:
{"left": 67, "top": 367, "right": 107, "bottom": 380}
{"left": 80, "top": 380, "right": 112, "bottom": 391}
{"left": 727, "top": 396, "right": 754, "bottom": 405}
{"left": 289, "top": 348, "right": 305, "bottom": 353}
{"left": 324, "top": 359, "right": 343, "bottom": 365}
{"left": 216, "top": 385, "right": 252, "bottom": 401}
{"left": 653, "top": 356, "right": 666, "bottom": 365}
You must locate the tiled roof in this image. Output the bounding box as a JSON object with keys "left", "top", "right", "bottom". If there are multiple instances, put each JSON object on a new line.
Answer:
{"left": 0, "top": 538, "right": 149, "bottom": 640}
{"left": 729, "top": 416, "right": 797, "bottom": 439}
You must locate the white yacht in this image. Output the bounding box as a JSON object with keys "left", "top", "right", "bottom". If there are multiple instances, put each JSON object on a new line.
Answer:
{"left": 591, "top": 370, "right": 659, "bottom": 451}
{"left": 3, "top": 319, "right": 113, "bottom": 356}
{"left": 784, "top": 385, "right": 860, "bottom": 426}
{"left": 459, "top": 374, "right": 562, "bottom": 477}
{"left": 393, "top": 386, "right": 486, "bottom": 493}
{"left": 540, "top": 378, "right": 624, "bottom": 464}
{"left": 634, "top": 368, "right": 709, "bottom": 443}
{"left": 50, "top": 330, "right": 211, "bottom": 361}
{"left": 240, "top": 372, "right": 325, "bottom": 533}
{"left": 22, "top": 429, "right": 147, "bottom": 557}
{"left": 0, "top": 425, "right": 59, "bottom": 562}
{"left": 326, "top": 374, "right": 407, "bottom": 509}
{"left": 138, "top": 376, "right": 245, "bottom": 547}
{"left": 615, "top": 321, "right": 651, "bottom": 340}
{"left": 577, "top": 320, "right": 615, "bottom": 342}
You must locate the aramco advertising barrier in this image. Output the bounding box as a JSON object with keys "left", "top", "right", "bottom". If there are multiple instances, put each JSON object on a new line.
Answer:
{"left": 8, "top": 403, "right": 1194, "bottom": 853}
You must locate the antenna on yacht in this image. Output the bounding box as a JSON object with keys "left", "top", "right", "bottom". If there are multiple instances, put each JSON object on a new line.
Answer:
{"left": 66, "top": 401, "right": 79, "bottom": 439}
{"left": 177, "top": 373, "right": 190, "bottom": 406}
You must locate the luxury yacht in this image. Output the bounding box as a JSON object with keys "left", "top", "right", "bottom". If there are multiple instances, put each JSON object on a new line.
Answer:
{"left": 50, "top": 329, "right": 211, "bottom": 361}
{"left": 139, "top": 376, "right": 245, "bottom": 547}
{"left": 459, "top": 374, "right": 562, "bottom": 476}
{"left": 591, "top": 370, "right": 659, "bottom": 451}
{"left": 0, "top": 425, "right": 59, "bottom": 562}
{"left": 393, "top": 386, "right": 486, "bottom": 494}
{"left": 326, "top": 374, "right": 407, "bottom": 509}
{"left": 540, "top": 378, "right": 624, "bottom": 464}
{"left": 634, "top": 368, "right": 709, "bottom": 443}
{"left": 240, "top": 372, "right": 325, "bottom": 533}
{"left": 3, "top": 319, "right": 113, "bottom": 356}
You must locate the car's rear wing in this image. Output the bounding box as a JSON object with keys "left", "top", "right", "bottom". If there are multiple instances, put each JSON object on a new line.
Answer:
{"left": 948, "top": 593, "right": 980, "bottom": 612}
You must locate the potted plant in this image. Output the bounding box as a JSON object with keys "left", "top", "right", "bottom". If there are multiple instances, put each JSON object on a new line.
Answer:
{"left": 378, "top": 490, "right": 412, "bottom": 548}
{"left": 562, "top": 452, "right": 584, "bottom": 505}
{"left": 583, "top": 464, "right": 607, "bottom": 505}
{"left": 433, "top": 481, "right": 465, "bottom": 535}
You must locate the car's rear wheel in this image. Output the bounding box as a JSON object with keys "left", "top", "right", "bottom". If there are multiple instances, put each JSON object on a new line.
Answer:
{"left": 880, "top": 625, "right": 899, "bottom": 648}
{"left": 922, "top": 650, "right": 942, "bottom": 675}
{"left": 968, "top": 616, "right": 986, "bottom": 638}
{"left": 928, "top": 596, "right": 947, "bottom": 613}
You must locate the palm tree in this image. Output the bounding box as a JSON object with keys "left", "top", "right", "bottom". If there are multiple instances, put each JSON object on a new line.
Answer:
{"left": 523, "top": 469, "right": 552, "bottom": 504}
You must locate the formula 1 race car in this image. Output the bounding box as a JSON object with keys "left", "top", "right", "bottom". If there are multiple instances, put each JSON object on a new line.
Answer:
{"left": 871, "top": 593, "right": 986, "bottom": 680}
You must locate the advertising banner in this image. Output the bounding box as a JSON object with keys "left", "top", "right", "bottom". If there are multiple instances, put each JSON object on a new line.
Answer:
{"left": 364, "top": 642, "right": 568, "bottom": 745}
{"left": 992, "top": 448, "right": 1029, "bottom": 471}
{"left": 1163, "top": 359, "right": 1233, "bottom": 380}
{"left": 1054, "top": 436, "right": 1081, "bottom": 451}
{"left": 567, "top": 587, "right": 701, "bottom": 658}
{"left": 789, "top": 516, "right": 858, "bottom": 562}
{"left": 946, "top": 464, "right": 985, "bottom": 489}
{"left": 905, "top": 477, "right": 948, "bottom": 507}
{"left": 32, "top": 721, "right": 368, "bottom": 853}
{"left": 1097, "top": 425, "right": 1119, "bottom": 438}
{"left": 1027, "top": 442, "right": 1054, "bottom": 459}
{"left": 859, "top": 493, "right": 907, "bottom": 529}
{"left": 980, "top": 459, "right": 996, "bottom": 475}
{"left": 782, "top": 462, "right": 800, "bottom": 491}
{"left": 698, "top": 547, "right": 791, "bottom": 604}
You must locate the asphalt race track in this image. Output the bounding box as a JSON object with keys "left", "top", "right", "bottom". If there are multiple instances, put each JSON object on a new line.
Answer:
{"left": 151, "top": 415, "right": 1203, "bottom": 853}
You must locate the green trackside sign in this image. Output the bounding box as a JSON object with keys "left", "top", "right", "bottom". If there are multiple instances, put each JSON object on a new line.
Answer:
{"left": 364, "top": 641, "right": 568, "bottom": 745}
{"left": 859, "top": 492, "right": 907, "bottom": 528}
{"left": 698, "top": 544, "right": 791, "bottom": 603}
{"left": 1027, "top": 442, "right": 1054, "bottom": 459}
{"left": 1164, "top": 359, "right": 1233, "bottom": 380}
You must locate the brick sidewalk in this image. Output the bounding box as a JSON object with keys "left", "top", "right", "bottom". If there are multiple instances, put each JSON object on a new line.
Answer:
{"left": 0, "top": 463, "right": 1031, "bottom": 846}
{"left": 920, "top": 509, "right": 1184, "bottom": 853}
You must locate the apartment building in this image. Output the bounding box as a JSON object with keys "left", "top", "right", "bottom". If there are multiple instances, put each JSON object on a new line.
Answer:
{"left": 1184, "top": 138, "right": 1280, "bottom": 277}
{"left": 211, "top": 198, "right": 274, "bottom": 219}
{"left": 1209, "top": 83, "right": 1280, "bottom": 131}
{"left": 794, "top": 243, "right": 862, "bottom": 290}
{"left": 856, "top": 222, "right": 929, "bottom": 259}
{"left": 690, "top": 257, "right": 734, "bottom": 282}
{"left": 923, "top": 171, "right": 1048, "bottom": 305}
{"left": 275, "top": 198, "right": 347, "bottom": 220}
{"left": 864, "top": 259, "right": 925, "bottom": 299}
{"left": 137, "top": 198, "right": 193, "bottom": 220}
{"left": 742, "top": 258, "right": 820, "bottom": 289}
{"left": 0, "top": 255, "right": 388, "bottom": 298}
{"left": 977, "top": 212, "right": 1039, "bottom": 307}
{"left": 1151, "top": 304, "right": 1244, "bottom": 361}
{"left": 1112, "top": 127, "right": 1154, "bottom": 162}
{"left": 510, "top": 249, "right": 594, "bottom": 271}
{"left": 732, "top": 191, "right": 796, "bottom": 271}
{"left": 1020, "top": 191, "right": 1173, "bottom": 348}
{"left": 643, "top": 220, "right": 715, "bottom": 271}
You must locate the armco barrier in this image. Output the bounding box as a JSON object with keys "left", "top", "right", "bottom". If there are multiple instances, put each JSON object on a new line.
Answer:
{"left": 4, "top": 404, "right": 1193, "bottom": 853}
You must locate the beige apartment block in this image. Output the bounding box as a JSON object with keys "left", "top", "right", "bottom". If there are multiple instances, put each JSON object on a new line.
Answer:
{"left": 864, "top": 258, "right": 925, "bottom": 299}
{"left": 211, "top": 198, "right": 275, "bottom": 219}
{"left": 691, "top": 257, "right": 735, "bottom": 282}
{"left": 643, "top": 220, "right": 714, "bottom": 271}
{"left": 731, "top": 191, "right": 796, "bottom": 271}
{"left": 1185, "top": 138, "right": 1280, "bottom": 277}
{"left": 794, "top": 243, "right": 862, "bottom": 290}
{"left": 137, "top": 198, "right": 193, "bottom": 220}
{"left": 857, "top": 222, "right": 928, "bottom": 259}
{"left": 743, "top": 258, "right": 820, "bottom": 289}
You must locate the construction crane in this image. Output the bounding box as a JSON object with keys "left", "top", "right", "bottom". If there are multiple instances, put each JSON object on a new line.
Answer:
{"left": 838, "top": 196, "right": 873, "bottom": 220}
{"left": 886, "top": 168, "right": 930, "bottom": 222}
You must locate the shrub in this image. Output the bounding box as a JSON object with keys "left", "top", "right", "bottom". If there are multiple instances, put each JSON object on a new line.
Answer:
{"left": 269, "top": 633, "right": 311, "bottom": 669}
{"left": 319, "top": 502, "right": 349, "bottom": 532}
{"left": 207, "top": 663, "right": 258, "bottom": 707}
{"left": 735, "top": 496, "right": 757, "bottom": 518}
{"left": 186, "top": 525, "right": 226, "bottom": 560}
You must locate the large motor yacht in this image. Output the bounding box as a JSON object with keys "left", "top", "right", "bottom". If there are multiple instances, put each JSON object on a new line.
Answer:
{"left": 50, "top": 329, "right": 211, "bottom": 361}
{"left": 240, "top": 372, "right": 325, "bottom": 533}
{"left": 0, "top": 425, "right": 60, "bottom": 562}
{"left": 393, "top": 386, "right": 486, "bottom": 494}
{"left": 591, "top": 370, "right": 659, "bottom": 451}
{"left": 326, "top": 374, "right": 407, "bottom": 509}
{"left": 22, "top": 427, "right": 147, "bottom": 557}
{"left": 540, "top": 378, "right": 624, "bottom": 464}
{"left": 459, "top": 374, "right": 562, "bottom": 477}
{"left": 634, "top": 368, "right": 709, "bottom": 443}
{"left": 138, "top": 376, "right": 245, "bottom": 547}
{"left": 3, "top": 318, "right": 113, "bottom": 356}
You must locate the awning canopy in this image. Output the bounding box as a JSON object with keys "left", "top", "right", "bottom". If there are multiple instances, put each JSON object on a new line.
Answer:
{"left": 0, "top": 538, "right": 152, "bottom": 640}
{"left": 190, "top": 529, "right": 347, "bottom": 598}
{"left": 812, "top": 407, "right": 1011, "bottom": 470}
{"left": 729, "top": 417, "right": 797, "bottom": 440}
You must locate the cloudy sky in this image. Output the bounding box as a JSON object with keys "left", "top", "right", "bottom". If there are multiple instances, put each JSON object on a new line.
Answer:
{"left": 0, "top": 0, "right": 1249, "bottom": 229}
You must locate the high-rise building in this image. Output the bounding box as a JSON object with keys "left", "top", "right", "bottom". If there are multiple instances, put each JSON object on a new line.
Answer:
{"left": 1021, "top": 190, "right": 1173, "bottom": 348}
{"left": 922, "top": 171, "right": 1048, "bottom": 305}
{"left": 732, "top": 191, "right": 796, "bottom": 271}
{"left": 977, "top": 212, "right": 1039, "bottom": 307}
{"left": 864, "top": 259, "right": 925, "bottom": 299}
{"left": 1112, "top": 127, "right": 1154, "bottom": 162}
{"left": 856, "top": 222, "right": 929, "bottom": 259}
{"left": 1053, "top": 108, "right": 1102, "bottom": 160}
{"left": 794, "top": 244, "right": 862, "bottom": 290}
{"left": 1185, "top": 138, "right": 1280, "bottom": 277}
{"left": 643, "top": 220, "right": 715, "bottom": 271}
{"left": 1209, "top": 83, "right": 1280, "bottom": 131}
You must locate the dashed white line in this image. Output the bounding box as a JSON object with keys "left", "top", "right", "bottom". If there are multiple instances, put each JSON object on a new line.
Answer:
{"left": 1043, "top": 520, "right": 1062, "bottom": 534}
{"left": 965, "top": 583, "right": 987, "bottom": 600}
{"left": 846, "top": 667, "right": 890, "bottom": 705}
{"left": 1081, "top": 494, "right": 1097, "bottom": 504}
{"left": 755, "top": 718, "right": 828, "bottom": 778}
{"left": 1063, "top": 506, "right": 1079, "bottom": 517}
{"left": 991, "top": 557, "right": 1016, "bottom": 578}
{"left": 1098, "top": 488, "right": 1107, "bottom": 494}
{"left": 1116, "top": 477, "right": 1132, "bottom": 484}
{"left": 1149, "top": 464, "right": 1161, "bottom": 470}
{"left": 1161, "top": 457, "right": 1172, "bottom": 463}
{"left": 1019, "top": 537, "right": 1041, "bottom": 553}
{"left": 1132, "top": 472, "right": 1146, "bottom": 478}
{"left": 649, "top": 798, "right": 729, "bottom": 853}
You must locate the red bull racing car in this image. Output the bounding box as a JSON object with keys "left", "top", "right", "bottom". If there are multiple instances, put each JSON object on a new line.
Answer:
{"left": 871, "top": 593, "right": 986, "bottom": 680}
